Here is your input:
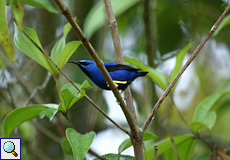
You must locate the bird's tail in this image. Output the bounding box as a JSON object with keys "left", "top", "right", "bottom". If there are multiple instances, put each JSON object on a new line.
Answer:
{"left": 139, "top": 71, "right": 148, "bottom": 77}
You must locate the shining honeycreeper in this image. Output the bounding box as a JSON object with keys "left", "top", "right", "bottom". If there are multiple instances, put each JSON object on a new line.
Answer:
{"left": 68, "top": 60, "right": 148, "bottom": 91}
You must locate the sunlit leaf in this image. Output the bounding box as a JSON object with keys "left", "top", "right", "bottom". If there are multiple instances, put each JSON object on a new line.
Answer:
{"left": 19, "top": 0, "right": 59, "bottom": 14}
{"left": 66, "top": 128, "right": 95, "bottom": 160}
{"left": 10, "top": 0, "right": 24, "bottom": 30}
{"left": 2, "top": 104, "right": 52, "bottom": 138}
{"left": 0, "top": 0, "right": 14, "bottom": 61}
{"left": 202, "top": 111, "right": 216, "bottom": 130}
{"left": 146, "top": 134, "right": 195, "bottom": 160}
{"left": 58, "top": 41, "right": 82, "bottom": 69}
{"left": 170, "top": 41, "right": 193, "bottom": 90}
{"left": 84, "top": 0, "right": 139, "bottom": 39}
{"left": 80, "top": 80, "right": 92, "bottom": 90}
{"left": 118, "top": 132, "right": 158, "bottom": 154}
{"left": 94, "top": 154, "right": 134, "bottom": 160}
{"left": 39, "top": 104, "right": 59, "bottom": 121}
{"left": 14, "top": 24, "right": 58, "bottom": 75}
{"left": 124, "top": 57, "right": 167, "bottom": 90}
{"left": 61, "top": 137, "right": 73, "bottom": 155}
{"left": 51, "top": 37, "right": 65, "bottom": 66}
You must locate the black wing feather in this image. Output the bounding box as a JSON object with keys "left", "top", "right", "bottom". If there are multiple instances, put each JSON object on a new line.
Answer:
{"left": 105, "top": 64, "right": 140, "bottom": 72}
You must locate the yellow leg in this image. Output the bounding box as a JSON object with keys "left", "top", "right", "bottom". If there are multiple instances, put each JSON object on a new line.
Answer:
{"left": 116, "top": 90, "right": 126, "bottom": 104}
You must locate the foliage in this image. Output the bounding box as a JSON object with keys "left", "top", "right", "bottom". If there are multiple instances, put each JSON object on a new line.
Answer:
{"left": 1, "top": 0, "right": 230, "bottom": 160}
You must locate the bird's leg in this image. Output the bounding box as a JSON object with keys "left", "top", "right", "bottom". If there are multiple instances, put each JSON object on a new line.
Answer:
{"left": 115, "top": 90, "right": 126, "bottom": 104}
{"left": 106, "top": 80, "right": 127, "bottom": 104}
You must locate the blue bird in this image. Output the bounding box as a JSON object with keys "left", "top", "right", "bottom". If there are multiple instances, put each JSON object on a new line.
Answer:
{"left": 68, "top": 60, "right": 148, "bottom": 91}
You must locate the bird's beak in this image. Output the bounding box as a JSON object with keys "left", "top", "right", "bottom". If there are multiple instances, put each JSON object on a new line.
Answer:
{"left": 67, "top": 61, "right": 80, "bottom": 65}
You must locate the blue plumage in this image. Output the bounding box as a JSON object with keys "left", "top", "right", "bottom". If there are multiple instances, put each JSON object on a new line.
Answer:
{"left": 68, "top": 60, "right": 148, "bottom": 91}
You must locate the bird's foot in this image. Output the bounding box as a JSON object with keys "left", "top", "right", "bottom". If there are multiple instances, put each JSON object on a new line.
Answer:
{"left": 106, "top": 80, "right": 127, "bottom": 89}
{"left": 116, "top": 97, "right": 125, "bottom": 105}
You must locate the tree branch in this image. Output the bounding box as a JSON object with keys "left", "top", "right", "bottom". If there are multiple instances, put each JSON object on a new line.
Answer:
{"left": 142, "top": 4, "right": 230, "bottom": 132}
{"left": 54, "top": 0, "right": 139, "bottom": 137}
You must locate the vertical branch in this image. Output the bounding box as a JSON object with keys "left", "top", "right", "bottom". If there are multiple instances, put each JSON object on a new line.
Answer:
{"left": 103, "top": 0, "right": 143, "bottom": 159}
{"left": 103, "top": 0, "right": 138, "bottom": 127}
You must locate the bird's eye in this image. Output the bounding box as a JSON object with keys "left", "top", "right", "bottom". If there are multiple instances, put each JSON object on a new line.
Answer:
{"left": 79, "top": 62, "right": 90, "bottom": 65}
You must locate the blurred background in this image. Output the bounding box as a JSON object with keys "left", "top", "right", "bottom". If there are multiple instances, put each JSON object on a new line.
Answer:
{"left": 1, "top": 0, "right": 230, "bottom": 159}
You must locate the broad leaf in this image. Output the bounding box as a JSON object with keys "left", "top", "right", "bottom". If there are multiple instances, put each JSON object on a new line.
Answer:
{"left": 61, "top": 137, "right": 73, "bottom": 155}
{"left": 10, "top": 0, "right": 24, "bottom": 30}
{"left": 84, "top": 0, "right": 139, "bottom": 39}
{"left": 193, "top": 92, "right": 230, "bottom": 122}
{"left": 124, "top": 57, "right": 167, "bottom": 90}
{"left": 94, "top": 154, "right": 134, "bottom": 160}
{"left": 60, "top": 82, "right": 86, "bottom": 110}
{"left": 118, "top": 132, "right": 158, "bottom": 154}
{"left": 51, "top": 37, "right": 65, "bottom": 66}
{"left": 14, "top": 24, "right": 58, "bottom": 75}
{"left": 66, "top": 128, "right": 95, "bottom": 160}
{"left": 0, "top": 0, "right": 14, "bottom": 61}
{"left": 146, "top": 134, "right": 195, "bottom": 160}
{"left": 2, "top": 104, "right": 52, "bottom": 138}
{"left": 19, "top": 0, "right": 59, "bottom": 14}
{"left": 192, "top": 153, "right": 213, "bottom": 160}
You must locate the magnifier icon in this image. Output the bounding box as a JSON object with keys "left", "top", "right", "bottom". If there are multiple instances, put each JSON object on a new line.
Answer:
{"left": 3, "top": 141, "right": 18, "bottom": 157}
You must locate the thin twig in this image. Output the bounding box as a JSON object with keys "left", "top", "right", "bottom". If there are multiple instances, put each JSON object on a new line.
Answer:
{"left": 153, "top": 145, "right": 158, "bottom": 160}
{"left": 170, "top": 137, "right": 181, "bottom": 160}
{"left": 23, "top": 72, "right": 52, "bottom": 106}
{"left": 142, "top": 4, "right": 230, "bottom": 131}
{"left": 88, "top": 149, "right": 108, "bottom": 160}
{"left": 54, "top": 0, "right": 138, "bottom": 137}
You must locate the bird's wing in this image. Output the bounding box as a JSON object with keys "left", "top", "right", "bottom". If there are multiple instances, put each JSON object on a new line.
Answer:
{"left": 105, "top": 64, "right": 140, "bottom": 72}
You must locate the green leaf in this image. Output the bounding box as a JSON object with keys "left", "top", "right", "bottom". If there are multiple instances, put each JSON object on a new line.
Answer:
{"left": 64, "top": 17, "right": 76, "bottom": 38}
{"left": 2, "top": 104, "right": 51, "bottom": 138}
{"left": 51, "top": 37, "right": 65, "bottom": 66}
{"left": 193, "top": 92, "right": 230, "bottom": 122}
{"left": 83, "top": 0, "right": 139, "bottom": 39}
{"left": 188, "top": 122, "right": 204, "bottom": 133}
{"left": 10, "top": 0, "right": 24, "bottom": 30}
{"left": 213, "top": 14, "right": 230, "bottom": 37}
{"left": 39, "top": 104, "right": 59, "bottom": 121}
{"left": 61, "top": 137, "right": 73, "bottom": 155}
{"left": 124, "top": 57, "right": 168, "bottom": 90}
{"left": 94, "top": 154, "right": 134, "bottom": 160}
{"left": 0, "top": 0, "right": 14, "bottom": 61}
{"left": 146, "top": 134, "right": 195, "bottom": 160}
{"left": 60, "top": 83, "right": 85, "bottom": 110}
{"left": 202, "top": 111, "right": 216, "bottom": 130}
{"left": 19, "top": 0, "right": 59, "bottom": 14}
{"left": 192, "top": 153, "right": 212, "bottom": 160}
{"left": 58, "top": 41, "right": 82, "bottom": 69}
{"left": 170, "top": 41, "right": 193, "bottom": 85}
{"left": 66, "top": 128, "right": 95, "bottom": 160}
{"left": 80, "top": 80, "right": 92, "bottom": 90}
{"left": 14, "top": 24, "right": 58, "bottom": 75}
{"left": 118, "top": 132, "right": 158, "bottom": 154}
{"left": 164, "top": 137, "right": 196, "bottom": 160}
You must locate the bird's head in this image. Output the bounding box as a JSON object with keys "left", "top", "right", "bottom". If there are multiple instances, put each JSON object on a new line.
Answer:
{"left": 68, "top": 60, "right": 97, "bottom": 77}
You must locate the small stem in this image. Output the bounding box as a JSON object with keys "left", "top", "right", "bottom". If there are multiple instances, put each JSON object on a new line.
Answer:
{"left": 153, "top": 145, "right": 158, "bottom": 160}
{"left": 170, "top": 137, "right": 181, "bottom": 160}
{"left": 142, "top": 4, "right": 230, "bottom": 132}
{"left": 62, "top": 111, "right": 75, "bottom": 129}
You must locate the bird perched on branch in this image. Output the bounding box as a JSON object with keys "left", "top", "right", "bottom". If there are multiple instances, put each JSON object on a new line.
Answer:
{"left": 68, "top": 60, "right": 148, "bottom": 92}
